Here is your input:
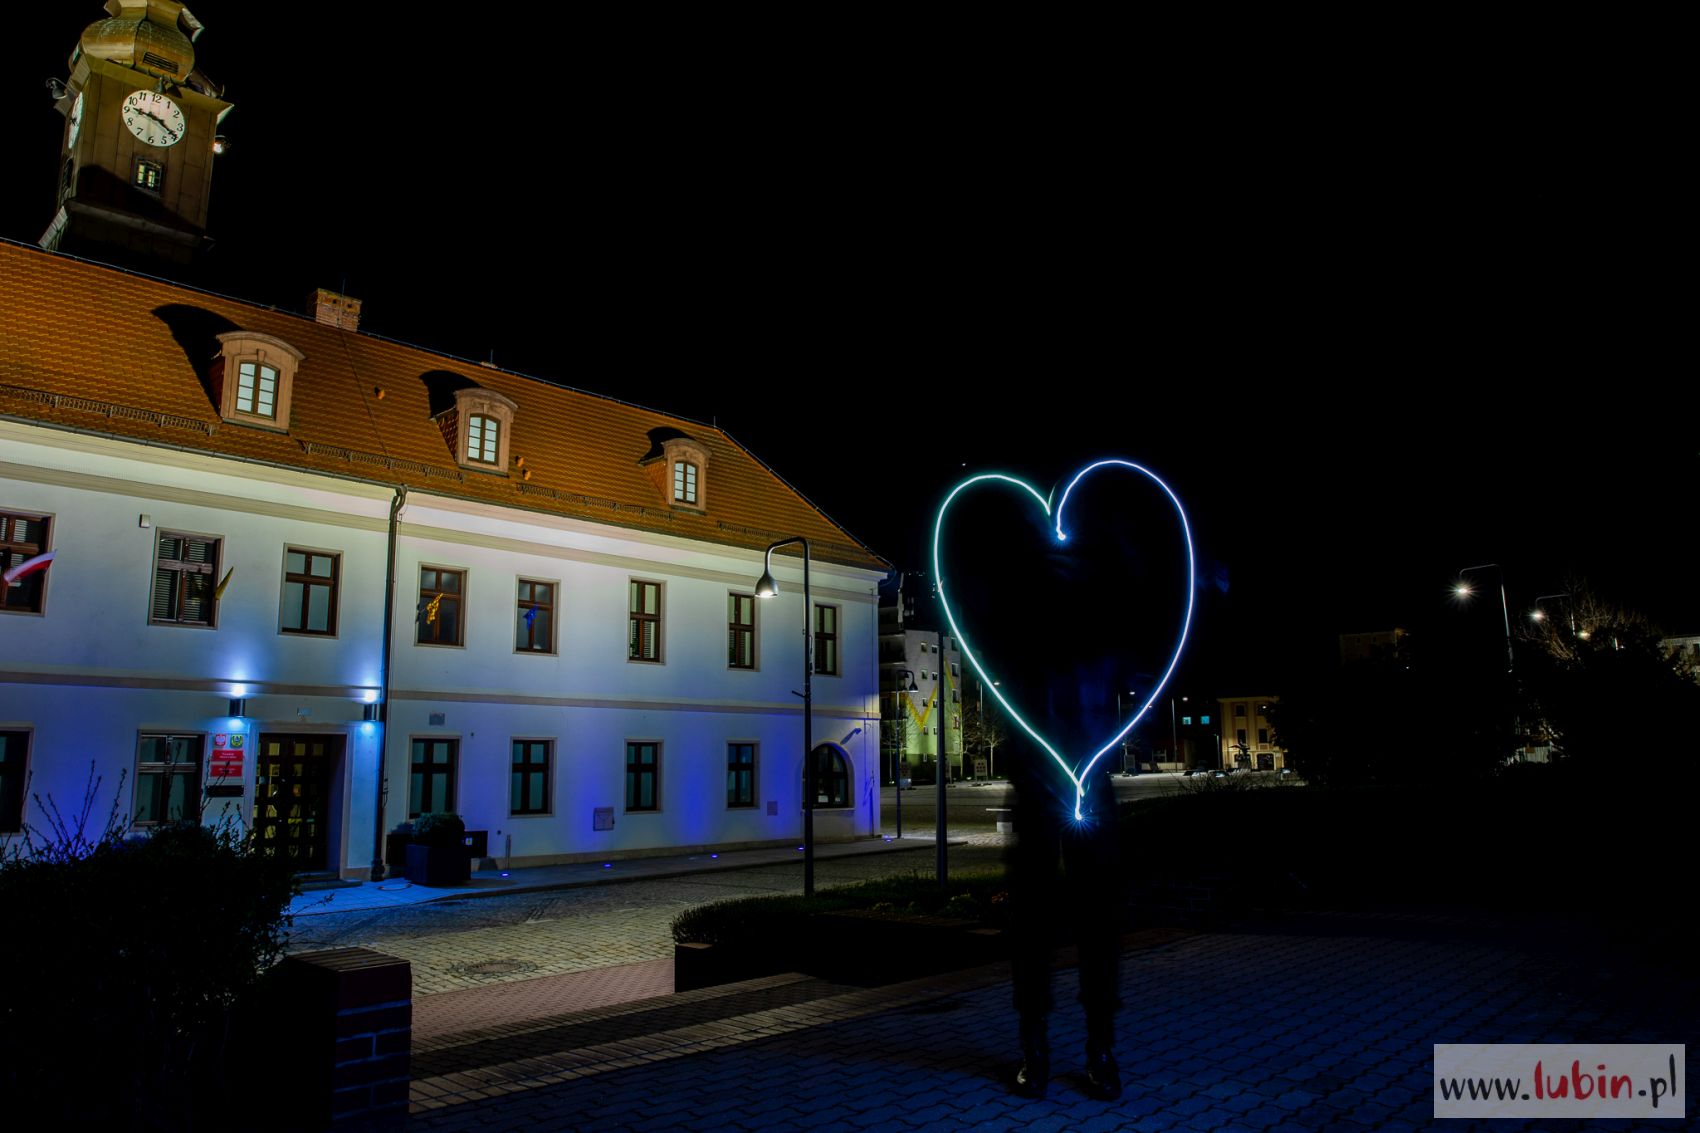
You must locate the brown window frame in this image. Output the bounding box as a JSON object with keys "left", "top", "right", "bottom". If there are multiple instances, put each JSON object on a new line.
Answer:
{"left": 133, "top": 732, "right": 203, "bottom": 827}
{"left": 150, "top": 530, "right": 221, "bottom": 628}
{"left": 466, "top": 413, "right": 501, "bottom": 465}
{"left": 510, "top": 739, "right": 552, "bottom": 816}
{"left": 515, "top": 578, "right": 556, "bottom": 654}
{"left": 673, "top": 460, "right": 699, "bottom": 504}
{"left": 728, "top": 592, "right": 756, "bottom": 670}
{"left": 280, "top": 547, "right": 340, "bottom": 636}
{"left": 727, "top": 741, "right": 757, "bottom": 808}
{"left": 625, "top": 740, "right": 660, "bottom": 812}
{"left": 814, "top": 603, "right": 840, "bottom": 676}
{"left": 416, "top": 566, "right": 466, "bottom": 647}
{"left": 236, "top": 360, "right": 280, "bottom": 419}
{"left": 0, "top": 510, "right": 51, "bottom": 615}
{"left": 628, "top": 580, "right": 662, "bottom": 663}
{"left": 408, "top": 737, "right": 458, "bottom": 817}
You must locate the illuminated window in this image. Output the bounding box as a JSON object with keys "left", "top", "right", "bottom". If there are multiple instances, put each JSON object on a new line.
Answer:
{"left": 728, "top": 593, "right": 755, "bottom": 669}
{"left": 134, "top": 733, "right": 202, "bottom": 825}
{"left": 0, "top": 511, "right": 50, "bottom": 614}
{"left": 805, "top": 745, "right": 850, "bottom": 808}
{"left": 814, "top": 605, "right": 839, "bottom": 676}
{"left": 236, "top": 361, "right": 278, "bottom": 418}
{"left": 150, "top": 531, "right": 220, "bottom": 627}
{"left": 727, "top": 742, "right": 756, "bottom": 808}
{"left": 1200, "top": 715, "right": 1211, "bottom": 725}
{"left": 0, "top": 730, "right": 29, "bottom": 833}
{"left": 510, "top": 740, "right": 551, "bottom": 815}
{"left": 133, "top": 158, "right": 163, "bottom": 192}
{"left": 467, "top": 414, "right": 500, "bottom": 464}
{"left": 409, "top": 738, "right": 457, "bottom": 817}
{"left": 629, "top": 580, "right": 662, "bottom": 662}
{"left": 417, "top": 566, "right": 464, "bottom": 646}
{"left": 516, "top": 578, "right": 554, "bottom": 653}
{"left": 281, "top": 548, "right": 338, "bottom": 635}
{"left": 673, "top": 460, "right": 698, "bottom": 504}
{"left": 626, "top": 741, "right": 659, "bottom": 811}
{"left": 1181, "top": 716, "right": 1193, "bottom": 726}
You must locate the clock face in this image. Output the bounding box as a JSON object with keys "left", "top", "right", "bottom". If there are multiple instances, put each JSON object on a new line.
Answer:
{"left": 122, "top": 89, "right": 186, "bottom": 148}
{"left": 67, "top": 91, "right": 84, "bottom": 151}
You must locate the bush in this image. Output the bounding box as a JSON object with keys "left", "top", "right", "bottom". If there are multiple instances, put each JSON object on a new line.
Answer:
{"left": 0, "top": 772, "right": 295, "bottom": 1130}
{"left": 411, "top": 811, "right": 465, "bottom": 849}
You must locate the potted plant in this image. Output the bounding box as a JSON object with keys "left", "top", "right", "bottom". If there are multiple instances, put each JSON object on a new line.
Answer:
{"left": 403, "top": 812, "right": 469, "bottom": 887}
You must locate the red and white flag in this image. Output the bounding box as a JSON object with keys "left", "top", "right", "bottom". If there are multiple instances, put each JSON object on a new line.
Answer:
{"left": 2, "top": 550, "right": 54, "bottom": 585}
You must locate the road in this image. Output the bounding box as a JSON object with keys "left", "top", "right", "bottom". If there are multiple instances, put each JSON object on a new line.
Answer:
{"left": 881, "top": 772, "right": 1194, "bottom": 834}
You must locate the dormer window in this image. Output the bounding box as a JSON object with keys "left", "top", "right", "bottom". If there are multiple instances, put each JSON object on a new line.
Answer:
{"left": 673, "top": 460, "right": 698, "bottom": 505}
{"left": 449, "top": 388, "right": 516, "bottom": 475}
{"left": 468, "top": 413, "right": 500, "bottom": 465}
{"left": 639, "top": 429, "right": 711, "bottom": 512}
{"left": 236, "top": 361, "right": 278, "bottom": 418}
{"left": 214, "top": 331, "right": 303, "bottom": 432}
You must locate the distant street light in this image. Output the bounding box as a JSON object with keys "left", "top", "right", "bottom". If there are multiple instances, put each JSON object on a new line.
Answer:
{"left": 755, "top": 536, "right": 815, "bottom": 897}
{"left": 1455, "top": 562, "right": 1513, "bottom": 673}
{"left": 1531, "top": 592, "right": 1575, "bottom": 638}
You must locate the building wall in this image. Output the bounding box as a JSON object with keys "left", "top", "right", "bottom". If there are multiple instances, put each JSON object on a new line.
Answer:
{"left": 1218, "top": 695, "right": 1286, "bottom": 770}
{"left": 0, "top": 421, "right": 883, "bottom": 875}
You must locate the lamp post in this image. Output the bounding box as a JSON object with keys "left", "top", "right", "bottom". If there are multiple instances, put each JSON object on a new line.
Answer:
{"left": 755, "top": 537, "right": 814, "bottom": 897}
{"left": 1115, "top": 690, "right": 1140, "bottom": 773}
{"left": 1454, "top": 563, "right": 1514, "bottom": 673}
{"left": 1531, "top": 592, "right": 1575, "bottom": 639}
{"left": 891, "top": 667, "right": 916, "bottom": 839}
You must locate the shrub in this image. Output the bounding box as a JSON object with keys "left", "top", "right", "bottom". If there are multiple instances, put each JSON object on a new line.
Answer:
{"left": 0, "top": 770, "right": 295, "bottom": 1130}
{"left": 411, "top": 811, "right": 465, "bottom": 849}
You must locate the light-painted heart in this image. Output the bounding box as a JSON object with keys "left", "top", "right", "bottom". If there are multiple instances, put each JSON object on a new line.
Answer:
{"left": 932, "top": 460, "right": 1195, "bottom": 819}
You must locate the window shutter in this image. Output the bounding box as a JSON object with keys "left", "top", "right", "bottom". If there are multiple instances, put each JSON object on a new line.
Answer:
{"left": 151, "top": 567, "right": 177, "bottom": 621}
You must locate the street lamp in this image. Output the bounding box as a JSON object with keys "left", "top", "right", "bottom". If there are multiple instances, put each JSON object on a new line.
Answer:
{"left": 890, "top": 667, "right": 916, "bottom": 838}
{"left": 1455, "top": 563, "right": 1513, "bottom": 673}
{"left": 1114, "top": 690, "right": 1140, "bottom": 773}
{"left": 755, "top": 536, "right": 815, "bottom": 897}
{"left": 1531, "top": 592, "right": 1575, "bottom": 638}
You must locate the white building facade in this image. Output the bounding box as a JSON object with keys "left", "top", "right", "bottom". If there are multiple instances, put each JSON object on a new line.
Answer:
{"left": 0, "top": 244, "right": 886, "bottom": 878}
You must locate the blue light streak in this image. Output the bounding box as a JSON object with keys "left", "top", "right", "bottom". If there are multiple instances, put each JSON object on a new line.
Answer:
{"left": 932, "top": 461, "right": 1195, "bottom": 819}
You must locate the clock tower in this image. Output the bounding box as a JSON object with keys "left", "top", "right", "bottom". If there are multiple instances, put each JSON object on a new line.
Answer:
{"left": 40, "top": 1, "right": 233, "bottom": 271}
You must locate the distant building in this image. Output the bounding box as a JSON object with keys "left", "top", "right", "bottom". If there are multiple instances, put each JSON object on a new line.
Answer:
{"left": 1219, "top": 696, "right": 1286, "bottom": 770}
{"left": 1339, "top": 628, "right": 1407, "bottom": 666}
{"left": 876, "top": 573, "right": 964, "bottom": 782}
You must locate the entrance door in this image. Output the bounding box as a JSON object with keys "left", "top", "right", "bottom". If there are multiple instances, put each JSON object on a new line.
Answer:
{"left": 254, "top": 734, "right": 340, "bottom": 871}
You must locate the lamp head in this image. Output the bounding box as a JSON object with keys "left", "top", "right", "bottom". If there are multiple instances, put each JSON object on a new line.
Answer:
{"left": 754, "top": 569, "right": 779, "bottom": 599}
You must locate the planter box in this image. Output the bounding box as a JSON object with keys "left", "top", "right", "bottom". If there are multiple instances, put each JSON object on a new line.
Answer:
{"left": 404, "top": 843, "right": 469, "bottom": 887}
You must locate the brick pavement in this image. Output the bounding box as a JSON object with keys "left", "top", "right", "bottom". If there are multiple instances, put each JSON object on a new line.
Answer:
{"left": 404, "top": 918, "right": 1697, "bottom": 1131}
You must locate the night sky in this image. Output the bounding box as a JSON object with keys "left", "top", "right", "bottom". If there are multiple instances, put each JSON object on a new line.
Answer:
{"left": 6, "top": 5, "right": 1690, "bottom": 689}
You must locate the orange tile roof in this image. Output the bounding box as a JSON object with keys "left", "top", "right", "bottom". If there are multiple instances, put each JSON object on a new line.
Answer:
{"left": 0, "top": 240, "right": 886, "bottom": 571}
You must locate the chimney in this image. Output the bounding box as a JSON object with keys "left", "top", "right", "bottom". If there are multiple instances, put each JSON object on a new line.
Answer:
{"left": 310, "top": 288, "right": 362, "bottom": 331}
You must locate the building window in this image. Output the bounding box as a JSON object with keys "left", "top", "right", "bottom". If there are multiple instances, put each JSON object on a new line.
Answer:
{"left": 1236, "top": 728, "right": 1248, "bottom": 748}
{"left": 417, "top": 567, "right": 464, "bottom": 646}
{"left": 516, "top": 579, "right": 554, "bottom": 653}
{"left": 814, "top": 604, "right": 839, "bottom": 676}
{"left": 236, "top": 361, "right": 279, "bottom": 418}
{"left": 1181, "top": 716, "right": 1193, "bottom": 726}
{"left": 134, "top": 733, "right": 201, "bottom": 825}
{"left": 133, "top": 158, "right": 163, "bottom": 192}
{"left": 151, "top": 531, "right": 220, "bottom": 627}
{"left": 629, "top": 580, "right": 661, "bottom": 662}
{"left": 1234, "top": 703, "right": 1247, "bottom": 717}
{"left": 920, "top": 643, "right": 929, "bottom": 654}
{"left": 510, "top": 740, "right": 551, "bottom": 815}
{"left": 673, "top": 460, "right": 698, "bottom": 504}
{"left": 215, "top": 331, "right": 303, "bottom": 431}
{"left": 727, "top": 742, "right": 756, "bottom": 808}
{"left": 1258, "top": 728, "right": 1270, "bottom": 746}
{"left": 0, "top": 730, "right": 29, "bottom": 833}
{"left": 806, "top": 745, "right": 850, "bottom": 808}
{"left": 1200, "top": 715, "right": 1211, "bottom": 725}
{"left": 281, "top": 548, "right": 338, "bottom": 635}
{"left": 409, "top": 738, "right": 457, "bottom": 817}
{"left": 0, "top": 511, "right": 50, "bottom": 614}
{"left": 728, "top": 593, "right": 755, "bottom": 669}
{"left": 626, "top": 741, "right": 659, "bottom": 811}
{"left": 467, "top": 414, "right": 500, "bottom": 465}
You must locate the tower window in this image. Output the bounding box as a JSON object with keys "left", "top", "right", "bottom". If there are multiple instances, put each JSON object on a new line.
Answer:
{"left": 133, "top": 159, "right": 163, "bottom": 193}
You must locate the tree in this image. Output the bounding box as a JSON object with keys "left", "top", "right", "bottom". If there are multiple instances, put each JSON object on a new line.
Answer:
{"left": 961, "top": 697, "right": 1008, "bottom": 778}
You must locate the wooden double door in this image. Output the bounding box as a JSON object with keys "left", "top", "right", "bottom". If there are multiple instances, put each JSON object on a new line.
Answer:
{"left": 253, "top": 733, "right": 341, "bottom": 872}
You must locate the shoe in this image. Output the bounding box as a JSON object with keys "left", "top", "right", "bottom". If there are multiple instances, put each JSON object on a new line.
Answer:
{"left": 1013, "top": 1047, "right": 1050, "bottom": 1099}
{"left": 1083, "top": 1049, "right": 1122, "bottom": 1101}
